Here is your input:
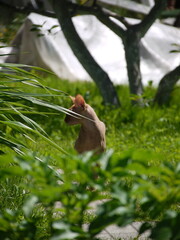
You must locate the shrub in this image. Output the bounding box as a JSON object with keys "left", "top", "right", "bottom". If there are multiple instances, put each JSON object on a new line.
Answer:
{"left": 0, "top": 150, "right": 179, "bottom": 239}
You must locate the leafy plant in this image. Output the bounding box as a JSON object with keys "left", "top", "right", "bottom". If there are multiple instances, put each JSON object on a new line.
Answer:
{"left": 0, "top": 63, "right": 87, "bottom": 155}
{"left": 0, "top": 149, "right": 179, "bottom": 239}
{"left": 0, "top": 63, "right": 179, "bottom": 239}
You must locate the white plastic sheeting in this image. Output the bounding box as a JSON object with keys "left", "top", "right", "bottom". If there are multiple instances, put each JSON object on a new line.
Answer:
{"left": 2, "top": 12, "right": 180, "bottom": 85}
{"left": 98, "top": 0, "right": 150, "bottom": 14}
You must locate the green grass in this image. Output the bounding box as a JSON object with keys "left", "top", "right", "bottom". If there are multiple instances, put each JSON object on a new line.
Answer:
{"left": 23, "top": 75, "right": 180, "bottom": 165}
{"left": 0, "top": 74, "right": 179, "bottom": 239}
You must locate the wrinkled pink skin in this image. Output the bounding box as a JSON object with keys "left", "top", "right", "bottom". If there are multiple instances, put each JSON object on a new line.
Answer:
{"left": 65, "top": 95, "right": 106, "bottom": 154}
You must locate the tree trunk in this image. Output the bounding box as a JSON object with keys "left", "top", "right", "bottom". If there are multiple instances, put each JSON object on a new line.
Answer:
{"left": 123, "top": 28, "right": 144, "bottom": 105}
{"left": 154, "top": 65, "right": 180, "bottom": 105}
{"left": 49, "top": 0, "right": 120, "bottom": 107}
{"left": 93, "top": 9, "right": 144, "bottom": 105}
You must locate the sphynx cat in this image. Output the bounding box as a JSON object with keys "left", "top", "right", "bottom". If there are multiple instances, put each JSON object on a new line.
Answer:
{"left": 65, "top": 94, "right": 106, "bottom": 154}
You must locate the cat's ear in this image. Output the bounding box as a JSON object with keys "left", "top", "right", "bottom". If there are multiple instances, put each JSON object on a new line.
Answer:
{"left": 74, "top": 94, "right": 86, "bottom": 108}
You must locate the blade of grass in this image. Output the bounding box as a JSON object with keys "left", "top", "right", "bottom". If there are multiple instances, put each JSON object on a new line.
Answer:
{"left": 22, "top": 96, "right": 95, "bottom": 122}
{"left": 0, "top": 120, "right": 68, "bottom": 155}
{"left": 10, "top": 105, "right": 48, "bottom": 136}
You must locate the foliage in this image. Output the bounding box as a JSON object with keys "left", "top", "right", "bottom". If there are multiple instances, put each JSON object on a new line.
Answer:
{"left": 0, "top": 13, "right": 25, "bottom": 44}
{"left": 0, "top": 63, "right": 81, "bottom": 155}
{"left": 27, "top": 76, "right": 180, "bottom": 164}
{"left": 0, "top": 65, "right": 180, "bottom": 239}
{"left": 0, "top": 150, "right": 179, "bottom": 239}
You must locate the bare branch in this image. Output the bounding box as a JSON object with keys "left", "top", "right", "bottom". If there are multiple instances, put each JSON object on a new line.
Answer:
{"left": 102, "top": 8, "right": 131, "bottom": 28}
{"left": 137, "top": 0, "right": 168, "bottom": 38}
{"left": 68, "top": 2, "right": 126, "bottom": 38}
{"left": 94, "top": 6, "right": 126, "bottom": 39}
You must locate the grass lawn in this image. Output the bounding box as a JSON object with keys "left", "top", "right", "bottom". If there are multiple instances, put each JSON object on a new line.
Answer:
{"left": 0, "top": 74, "right": 179, "bottom": 239}
{"left": 28, "top": 75, "right": 180, "bottom": 164}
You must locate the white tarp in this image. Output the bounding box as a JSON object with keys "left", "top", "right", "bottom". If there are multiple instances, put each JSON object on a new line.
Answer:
{"left": 2, "top": 12, "right": 180, "bottom": 85}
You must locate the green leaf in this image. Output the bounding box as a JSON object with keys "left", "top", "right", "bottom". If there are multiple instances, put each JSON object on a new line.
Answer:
{"left": 126, "top": 162, "right": 147, "bottom": 175}
{"left": 0, "top": 63, "right": 54, "bottom": 75}
{"left": 139, "top": 222, "right": 152, "bottom": 234}
{"left": 0, "top": 120, "right": 32, "bottom": 131}
{"left": 51, "top": 232, "right": 78, "bottom": 240}
{"left": 0, "top": 153, "right": 14, "bottom": 165}
{"left": 1, "top": 91, "right": 63, "bottom": 97}
{"left": 1, "top": 165, "right": 25, "bottom": 177}
{"left": 51, "top": 221, "right": 79, "bottom": 240}
{"left": 11, "top": 106, "right": 47, "bottom": 135}
{"left": 23, "top": 196, "right": 38, "bottom": 218}
{"left": 0, "top": 136, "right": 25, "bottom": 153}
{"left": 0, "top": 217, "right": 10, "bottom": 231}
{"left": 98, "top": 149, "right": 113, "bottom": 170}
{"left": 151, "top": 227, "right": 172, "bottom": 240}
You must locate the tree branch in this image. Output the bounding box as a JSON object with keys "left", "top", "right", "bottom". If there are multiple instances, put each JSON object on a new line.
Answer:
{"left": 91, "top": 6, "right": 126, "bottom": 38}
{"left": 48, "top": 0, "right": 120, "bottom": 106}
{"left": 101, "top": 7, "right": 131, "bottom": 28}
{"left": 137, "top": 0, "right": 168, "bottom": 38}
{"left": 68, "top": 2, "right": 126, "bottom": 38}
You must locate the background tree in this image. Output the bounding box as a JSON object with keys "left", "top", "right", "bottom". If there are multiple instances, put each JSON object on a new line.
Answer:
{"left": 68, "top": 0, "right": 169, "bottom": 105}
{"left": 1, "top": 0, "right": 179, "bottom": 106}
{"left": 48, "top": 0, "right": 120, "bottom": 106}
